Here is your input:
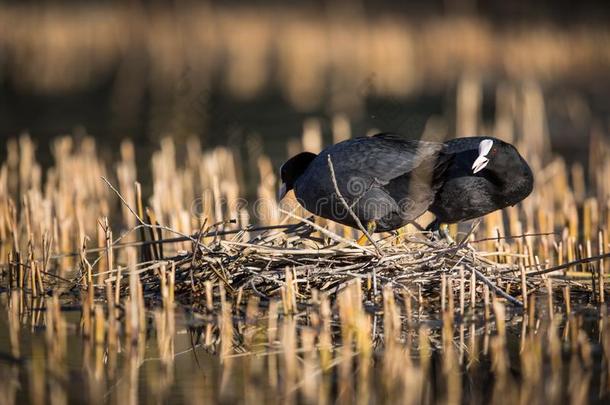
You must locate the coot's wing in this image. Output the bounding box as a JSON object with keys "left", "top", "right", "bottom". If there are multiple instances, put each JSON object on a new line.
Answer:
{"left": 322, "top": 133, "right": 452, "bottom": 224}
{"left": 341, "top": 133, "right": 447, "bottom": 184}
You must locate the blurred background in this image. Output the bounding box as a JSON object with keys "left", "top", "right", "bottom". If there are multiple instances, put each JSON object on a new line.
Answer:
{"left": 1, "top": 0, "right": 610, "bottom": 170}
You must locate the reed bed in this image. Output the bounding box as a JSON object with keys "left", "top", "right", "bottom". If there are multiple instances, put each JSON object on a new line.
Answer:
{"left": 1, "top": 87, "right": 610, "bottom": 402}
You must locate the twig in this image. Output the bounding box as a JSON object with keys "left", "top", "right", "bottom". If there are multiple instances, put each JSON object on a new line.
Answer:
{"left": 102, "top": 176, "right": 145, "bottom": 225}
{"left": 464, "top": 263, "right": 523, "bottom": 307}
{"left": 49, "top": 223, "right": 303, "bottom": 260}
{"left": 469, "top": 232, "right": 557, "bottom": 244}
{"left": 279, "top": 208, "right": 374, "bottom": 254}
{"left": 191, "top": 218, "right": 209, "bottom": 291}
{"left": 457, "top": 219, "right": 481, "bottom": 246}
{"left": 519, "top": 252, "right": 610, "bottom": 277}
{"left": 327, "top": 155, "right": 383, "bottom": 257}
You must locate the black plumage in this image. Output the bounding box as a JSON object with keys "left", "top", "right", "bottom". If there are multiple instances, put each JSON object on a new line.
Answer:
{"left": 279, "top": 133, "right": 533, "bottom": 232}
{"left": 428, "top": 136, "right": 533, "bottom": 225}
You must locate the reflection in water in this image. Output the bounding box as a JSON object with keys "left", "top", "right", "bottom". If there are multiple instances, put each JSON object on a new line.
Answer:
{"left": 0, "top": 281, "right": 609, "bottom": 403}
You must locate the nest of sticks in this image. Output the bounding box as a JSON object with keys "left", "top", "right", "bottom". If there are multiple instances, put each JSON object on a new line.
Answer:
{"left": 91, "top": 177, "right": 603, "bottom": 314}
{"left": 125, "top": 217, "right": 539, "bottom": 312}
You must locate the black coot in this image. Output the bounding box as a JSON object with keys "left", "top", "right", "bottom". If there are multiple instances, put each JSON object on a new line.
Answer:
{"left": 278, "top": 133, "right": 533, "bottom": 233}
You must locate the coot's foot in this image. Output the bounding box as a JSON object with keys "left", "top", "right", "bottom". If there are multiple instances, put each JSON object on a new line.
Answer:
{"left": 425, "top": 219, "right": 455, "bottom": 245}
{"left": 356, "top": 220, "right": 377, "bottom": 245}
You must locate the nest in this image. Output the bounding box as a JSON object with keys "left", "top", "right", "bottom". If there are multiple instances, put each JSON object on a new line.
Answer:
{"left": 126, "top": 219, "right": 536, "bottom": 312}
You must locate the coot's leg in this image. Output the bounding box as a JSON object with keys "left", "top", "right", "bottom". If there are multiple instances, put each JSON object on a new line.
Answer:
{"left": 356, "top": 221, "right": 377, "bottom": 245}
{"left": 396, "top": 226, "right": 405, "bottom": 240}
{"left": 425, "top": 218, "right": 440, "bottom": 234}
{"left": 439, "top": 223, "right": 455, "bottom": 245}
{"left": 425, "top": 219, "right": 455, "bottom": 244}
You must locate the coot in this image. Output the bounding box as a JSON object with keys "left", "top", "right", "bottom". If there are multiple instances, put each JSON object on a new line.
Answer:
{"left": 279, "top": 133, "right": 533, "bottom": 235}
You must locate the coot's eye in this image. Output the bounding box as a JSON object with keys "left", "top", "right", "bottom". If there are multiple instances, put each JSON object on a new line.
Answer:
{"left": 491, "top": 148, "right": 498, "bottom": 155}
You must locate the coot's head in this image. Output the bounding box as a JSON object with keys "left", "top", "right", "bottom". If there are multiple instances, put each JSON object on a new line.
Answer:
{"left": 471, "top": 138, "right": 534, "bottom": 200}
{"left": 278, "top": 152, "right": 317, "bottom": 200}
